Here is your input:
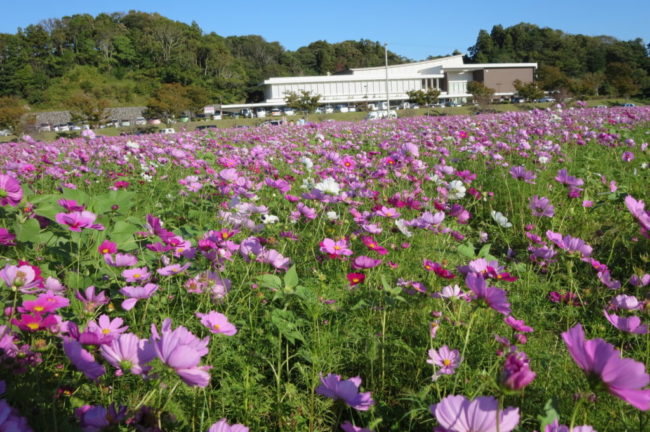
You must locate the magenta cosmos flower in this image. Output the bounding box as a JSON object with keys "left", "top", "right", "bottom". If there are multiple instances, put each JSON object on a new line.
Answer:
{"left": 207, "top": 418, "right": 249, "bottom": 432}
{"left": 55, "top": 211, "right": 104, "bottom": 232}
{"left": 196, "top": 311, "right": 237, "bottom": 336}
{"left": 0, "top": 174, "right": 22, "bottom": 207}
{"left": 430, "top": 395, "right": 519, "bottom": 432}
{"left": 501, "top": 351, "right": 536, "bottom": 390}
{"left": 562, "top": 323, "right": 650, "bottom": 410}
{"left": 63, "top": 338, "right": 106, "bottom": 381}
{"left": 316, "top": 373, "right": 374, "bottom": 411}
{"left": 122, "top": 267, "right": 151, "bottom": 283}
{"left": 319, "top": 238, "right": 353, "bottom": 258}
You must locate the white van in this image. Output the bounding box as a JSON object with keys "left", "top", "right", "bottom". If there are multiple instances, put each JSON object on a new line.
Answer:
{"left": 256, "top": 109, "right": 267, "bottom": 118}
{"left": 366, "top": 110, "right": 397, "bottom": 120}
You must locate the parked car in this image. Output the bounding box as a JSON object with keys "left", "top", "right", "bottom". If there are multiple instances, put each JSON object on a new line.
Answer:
{"left": 283, "top": 107, "right": 295, "bottom": 116}
{"left": 135, "top": 117, "right": 147, "bottom": 126}
{"left": 366, "top": 110, "right": 397, "bottom": 120}
{"left": 255, "top": 109, "right": 267, "bottom": 118}
{"left": 537, "top": 97, "right": 556, "bottom": 103}
{"left": 0, "top": 129, "right": 10, "bottom": 136}
{"left": 324, "top": 105, "right": 334, "bottom": 114}
{"left": 336, "top": 105, "right": 349, "bottom": 113}
{"left": 161, "top": 128, "right": 176, "bottom": 134}
{"left": 270, "top": 107, "right": 282, "bottom": 116}
{"left": 241, "top": 109, "right": 254, "bottom": 118}
{"left": 212, "top": 114, "right": 222, "bottom": 120}
{"left": 53, "top": 124, "right": 69, "bottom": 132}
{"left": 348, "top": 105, "right": 357, "bottom": 112}
{"left": 623, "top": 103, "right": 636, "bottom": 107}
{"left": 38, "top": 123, "right": 51, "bottom": 132}
{"left": 119, "top": 120, "right": 131, "bottom": 127}
{"left": 260, "top": 120, "right": 283, "bottom": 126}
{"left": 196, "top": 125, "right": 217, "bottom": 130}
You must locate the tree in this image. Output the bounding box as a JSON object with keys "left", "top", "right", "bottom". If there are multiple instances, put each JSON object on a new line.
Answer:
{"left": 64, "top": 92, "right": 110, "bottom": 127}
{"left": 406, "top": 88, "right": 440, "bottom": 114}
{"left": 145, "top": 83, "right": 192, "bottom": 123}
{"left": 284, "top": 90, "right": 321, "bottom": 117}
{"left": 467, "top": 81, "right": 495, "bottom": 107}
{"left": 513, "top": 79, "right": 544, "bottom": 101}
{"left": 0, "top": 96, "right": 28, "bottom": 134}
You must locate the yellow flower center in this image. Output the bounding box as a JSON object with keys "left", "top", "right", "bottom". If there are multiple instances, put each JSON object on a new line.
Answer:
{"left": 27, "top": 323, "right": 39, "bottom": 330}
{"left": 34, "top": 306, "right": 44, "bottom": 312}
{"left": 443, "top": 359, "right": 452, "bottom": 366}
{"left": 102, "top": 329, "right": 111, "bottom": 335}
{"left": 133, "top": 274, "right": 141, "bottom": 279}
{"left": 213, "top": 324, "right": 221, "bottom": 331}
{"left": 334, "top": 245, "right": 341, "bottom": 250}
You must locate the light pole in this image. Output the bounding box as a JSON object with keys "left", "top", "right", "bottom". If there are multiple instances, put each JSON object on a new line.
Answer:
{"left": 384, "top": 43, "right": 390, "bottom": 114}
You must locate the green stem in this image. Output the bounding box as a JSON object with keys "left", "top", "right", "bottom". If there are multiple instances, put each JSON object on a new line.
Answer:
{"left": 569, "top": 396, "right": 585, "bottom": 431}
{"left": 453, "top": 310, "right": 477, "bottom": 395}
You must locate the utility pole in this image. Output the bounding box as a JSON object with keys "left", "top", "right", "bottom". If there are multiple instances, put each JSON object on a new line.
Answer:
{"left": 384, "top": 43, "right": 390, "bottom": 114}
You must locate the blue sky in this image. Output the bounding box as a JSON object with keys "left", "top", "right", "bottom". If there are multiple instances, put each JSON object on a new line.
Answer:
{"left": 2, "top": 0, "right": 649, "bottom": 60}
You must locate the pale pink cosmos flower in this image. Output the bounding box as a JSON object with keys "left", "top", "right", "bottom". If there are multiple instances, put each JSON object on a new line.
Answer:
{"left": 196, "top": 311, "right": 237, "bottom": 336}
{"left": 430, "top": 395, "right": 519, "bottom": 432}
{"left": 427, "top": 345, "right": 461, "bottom": 377}
{"left": 122, "top": 267, "right": 151, "bottom": 283}
{"left": 603, "top": 310, "right": 648, "bottom": 334}
{"left": 100, "top": 333, "right": 156, "bottom": 376}
{"left": 119, "top": 284, "right": 159, "bottom": 310}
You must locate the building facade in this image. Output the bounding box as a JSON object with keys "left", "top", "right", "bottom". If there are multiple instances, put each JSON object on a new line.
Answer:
{"left": 260, "top": 55, "right": 536, "bottom": 107}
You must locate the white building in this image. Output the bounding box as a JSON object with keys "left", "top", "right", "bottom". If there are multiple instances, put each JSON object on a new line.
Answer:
{"left": 220, "top": 55, "right": 537, "bottom": 111}
{"left": 262, "top": 55, "right": 536, "bottom": 106}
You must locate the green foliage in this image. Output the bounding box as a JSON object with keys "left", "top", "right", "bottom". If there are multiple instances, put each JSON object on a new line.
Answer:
{"left": 513, "top": 79, "right": 545, "bottom": 101}
{"left": 467, "top": 23, "right": 650, "bottom": 97}
{"left": 406, "top": 88, "right": 440, "bottom": 106}
{"left": 0, "top": 96, "right": 28, "bottom": 133}
{"left": 467, "top": 81, "right": 495, "bottom": 106}
{"left": 283, "top": 90, "right": 321, "bottom": 116}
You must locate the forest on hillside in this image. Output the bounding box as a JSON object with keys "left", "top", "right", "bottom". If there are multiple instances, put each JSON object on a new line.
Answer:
{"left": 0, "top": 12, "right": 648, "bottom": 110}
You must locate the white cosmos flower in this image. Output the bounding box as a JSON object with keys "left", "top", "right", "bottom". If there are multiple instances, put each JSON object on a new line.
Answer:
{"left": 447, "top": 180, "right": 466, "bottom": 200}
{"left": 326, "top": 211, "right": 338, "bottom": 220}
{"left": 261, "top": 214, "right": 279, "bottom": 224}
{"left": 300, "top": 156, "right": 314, "bottom": 171}
{"left": 395, "top": 219, "right": 412, "bottom": 237}
{"left": 314, "top": 177, "right": 341, "bottom": 195}
{"left": 491, "top": 210, "right": 512, "bottom": 228}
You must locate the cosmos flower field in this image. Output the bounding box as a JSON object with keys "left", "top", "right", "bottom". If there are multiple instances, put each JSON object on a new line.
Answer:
{"left": 0, "top": 106, "right": 649, "bottom": 431}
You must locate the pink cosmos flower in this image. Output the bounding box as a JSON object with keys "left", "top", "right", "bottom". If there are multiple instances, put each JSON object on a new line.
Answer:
{"left": 0, "top": 228, "right": 16, "bottom": 246}
{"left": 122, "top": 267, "right": 151, "bottom": 283}
{"left": 603, "top": 310, "right": 648, "bottom": 334}
{"left": 361, "top": 236, "right": 388, "bottom": 255}
{"left": 150, "top": 318, "right": 211, "bottom": 387}
{"left": 427, "top": 345, "right": 461, "bottom": 376}
{"left": 207, "top": 418, "right": 249, "bottom": 432}
{"left": 0, "top": 174, "right": 22, "bottom": 207}
{"left": 351, "top": 256, "right": 382, "bottom": 269}
{"left": 100, "top": 333, "right": 156, "bottom": 376}
{"left": 465, "top": 274, "right": 511, "bottom": 315}
{"left": 347, "top": 273, "right": 365, "bottom": 286}
{"left": 546, "top": 231, "right": 592, "bottom": 257}
{"left": 86, "top": 315, "right": 129, "bottom": 340}
{"left": 504, "top": 316, "right": 534, "bottom": 333}
{"left": 157, "top": 263, "right": 191, "bottom": 276}
{"left": 58, "top": 199, "right": 84, "bottom": 212}
{"left": 55, "top": 211, "right": 104, "bottom": 232}
{"left": 11, "top": 313, "right": 58, "bottom": 332}
{"left": 0, "top": 265, "right": 39, "bottom": 292}
{"left": 610, "top": 294, "right": 642, "bottom": 310}
{"left": 562, "top": 323, "right": 650, "bottom": 410}
{"left": 501, "top": 351, "right": 536, "bottom": 390}
{"left": 119, "top": 284, "right": 159, "bottom": 310}
{"left": 544, "top": 419, "right": 595, "bottom": 432}
{"left": 196, "top": 311, "right": 237, "bottom": 336}
{"left": 20, "top": 292, "right": 69, "bottom": 314}
{"left": 97, "top": 240, "right": 117, "bottom": 255}
{"left": 104, "top": 253, "right": 138, "bottom": 267}
{"left": 258, "top": 248, "right": 291, "bottom": 270}
{"left": 63, "top": 338, "right": 106, "bottom": 381}
{"left": 75, "top": 286, "right": 109, "bottom": 312}
{"left": 529, "top": 195, "right": 555, "bottom": 218}
{"left": 316, "top": 373, "right": 374, "bottom": 411}
{"left": 430, "top": 395, "right": 519, "bottom": 432}
{"left": 340, "top": 421, "right": 370, "bottom": 432}
{"left": 319, "top": 238, "right": 353, "bottom": 257}
{"left": 625, "top": 195, "right": 650, "bottom": 238}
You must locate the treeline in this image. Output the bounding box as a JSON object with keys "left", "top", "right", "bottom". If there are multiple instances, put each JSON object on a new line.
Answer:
{"left": 467, "top": 23, "right": 650, "bottom": 98}
{"left": 0, "top": 11, "right": 407, "bottom": 108}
